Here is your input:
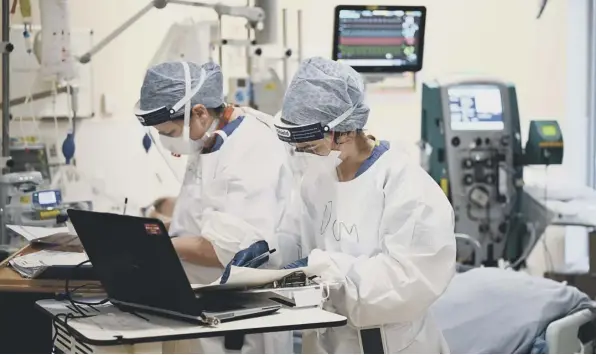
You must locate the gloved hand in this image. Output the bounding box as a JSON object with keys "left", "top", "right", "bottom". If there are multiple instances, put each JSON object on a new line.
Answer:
{"left": 220, "top": 241, "right": 269, "bottom": 284}
{"left": 282, "top": 257, "right": 308, "bottom": 269}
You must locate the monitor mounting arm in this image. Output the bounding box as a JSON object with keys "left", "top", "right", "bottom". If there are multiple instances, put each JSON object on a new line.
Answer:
{"left": 77, "top": 0, "right": 264, "bottom": 64}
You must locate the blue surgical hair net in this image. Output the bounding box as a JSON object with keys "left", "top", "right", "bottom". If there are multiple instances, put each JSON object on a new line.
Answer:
{"left": 139, "top": 61, "right": 224, "bottom": 115}
{"left": 281, "top": 57, "right": 370, "bottom": 132}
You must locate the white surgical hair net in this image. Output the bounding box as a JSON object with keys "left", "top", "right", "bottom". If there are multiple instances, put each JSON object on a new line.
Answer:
{"left": 281, "top": 57, "right": 370, "bottom": 132}
{"left": 139, "top": 61, "right": 224, "bottom": 114}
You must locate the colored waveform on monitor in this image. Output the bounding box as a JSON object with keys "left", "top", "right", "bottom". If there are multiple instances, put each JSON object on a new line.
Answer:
{"left": 340, "top": 18, "right": 407, "bottom": 24}
{"left": 340, "top": 29, "right": 404, "bottom": 37}
{"left": 338, "top": 45, "right": 410, "bottom": 56}
{"left": 339, "top": 36, "right": 415, "bottom": 46}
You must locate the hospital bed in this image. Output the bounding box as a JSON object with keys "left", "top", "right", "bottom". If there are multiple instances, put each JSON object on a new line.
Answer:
{"left": 291, "top": 266, "right": 596, "bottom": 354}
{"left": 431, "top": 266, "right": 596, "bottom": 354}
{"left": 292, "top": 231, "right": 596, "bottom": 354}
{"left": 523, "top": 183, "right": 596, "bottom": 230}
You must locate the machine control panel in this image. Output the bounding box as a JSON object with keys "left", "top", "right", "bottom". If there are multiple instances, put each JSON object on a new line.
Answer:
{"left": 421, "top": 79, "right": 562, "bottom": 267}
{"left": 441, "top": 82, "right": 517, "bottom": 264}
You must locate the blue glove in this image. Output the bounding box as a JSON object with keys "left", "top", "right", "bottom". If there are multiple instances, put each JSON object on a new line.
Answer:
{"left": 220, "top": 241, "right": 270, "bottom": 284}
{"left": 282, "top": 257, "right": 308, "bottom": 269}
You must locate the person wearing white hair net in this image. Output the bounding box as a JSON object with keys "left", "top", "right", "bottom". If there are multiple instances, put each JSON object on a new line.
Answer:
{"left": 135, "top": 61, "right": 293, "bottom": 354}
{"left": 272, "top": 57, "right": 456, "bottom": 353}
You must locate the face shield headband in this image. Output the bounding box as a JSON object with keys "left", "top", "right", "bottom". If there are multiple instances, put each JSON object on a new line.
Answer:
{"left": 273, "top": 104, "right": 357, "bottom": 145}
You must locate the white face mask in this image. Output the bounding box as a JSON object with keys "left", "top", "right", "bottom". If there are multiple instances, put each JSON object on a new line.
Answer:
{"left": 152, "top": 61, "right": 215, "bottom": 156}
{"left": 159, "top": 119, "right": 218, "bottom": 155}
{"left": 327, "top": 150, "right": 342, "bottom": 166}
{"left": 289, "top": 149, "right": 342, "bottom": 179}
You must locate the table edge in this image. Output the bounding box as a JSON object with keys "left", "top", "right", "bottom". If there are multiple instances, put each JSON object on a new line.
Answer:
{"left": 37, "top": 303, "right": 347, "bottom": 346}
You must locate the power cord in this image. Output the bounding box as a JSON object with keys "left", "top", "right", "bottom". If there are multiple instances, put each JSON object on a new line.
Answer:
{"left": 542, "top": 162, "right": 555, "bottom": 272}
{"left": 52, "top": 260, "right": 108, "bottom": 348}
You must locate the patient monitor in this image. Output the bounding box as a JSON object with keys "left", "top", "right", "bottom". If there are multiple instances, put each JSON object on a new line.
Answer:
{"left": 332, "top": 5, "right": 426, "bottom": 74}
{"left": 420, "top": 79, "right": 563, "bottom": 266}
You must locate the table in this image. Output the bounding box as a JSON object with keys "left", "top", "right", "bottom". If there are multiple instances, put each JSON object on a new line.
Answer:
{"left": 0, "top": 244, "right": 101, "bottom": 353}
{"left": 37, "top": 299, "right": 347, "bottom": 354}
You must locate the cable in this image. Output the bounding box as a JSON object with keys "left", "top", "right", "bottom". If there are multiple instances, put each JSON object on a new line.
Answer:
{"left": 52, "top": 312, "right": 77, "bottom": 345}
{"left": 66, "top": 83, "right": 74, "bottom": 132}
{"left": 507, "top": 222, "right": 539, "bottom": 270}
{"left": 15, "top": 77, "right": 40, "bottom": 148}
{"left": 507, "top": 163, "right": 555, "bottom": 271}
{"left": 542, "top": 163, "right": 555, "bottom": 272}
{"left": 49, "top": 79, "right": 62, "bottom": 170}
{"left": 542, "top": 233, "right": 554, "bottom": 272}
{"left": 63, "top": 259, "right": 108, "bottom": 307}
{"left": 537, "top": 0, "right": 549, "bottom": 19}
{"left": 485, "top": 202, "right": 499, "bottom": 243}
{"left": 51, "top": 260, "right": 107, "bottom": 348}
{"left": 26, "top": 76, "right": 41, "bottom": 139}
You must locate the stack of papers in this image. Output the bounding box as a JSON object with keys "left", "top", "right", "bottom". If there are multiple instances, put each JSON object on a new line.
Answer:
{"left": 9, "top": 250, "right": 89, "bottom": 278}
{"left": 192, "top": 264, "right": 324, "bottom": 292}
{"left": 7, "top": 225, "right": 80, "bottom": 247}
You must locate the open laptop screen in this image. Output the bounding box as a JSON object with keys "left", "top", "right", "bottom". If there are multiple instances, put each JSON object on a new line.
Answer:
{"left": 67, "top": 210, "right": 198, "bottom": 314}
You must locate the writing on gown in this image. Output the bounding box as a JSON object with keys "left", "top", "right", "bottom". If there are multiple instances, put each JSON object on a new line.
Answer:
{"left": 320, "top": 201, "right": 359, "bottom": 243}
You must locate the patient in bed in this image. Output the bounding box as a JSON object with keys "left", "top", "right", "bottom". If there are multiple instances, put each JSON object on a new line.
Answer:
{"left": 140, "top": 197, "right": 176, "bottom": 230}
{"left": 431, "top": 267, "right": 595, "bottom": 354}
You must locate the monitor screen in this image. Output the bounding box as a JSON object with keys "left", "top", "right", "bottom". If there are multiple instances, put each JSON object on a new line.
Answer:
{"left": 448, "top": 85, "right": 504, "bottom": 131}
{"left": 38, "top": 190, "right": 58, "bottom": 205}
{"left": 333, "top": 5, "right": 426, "bottom": 73}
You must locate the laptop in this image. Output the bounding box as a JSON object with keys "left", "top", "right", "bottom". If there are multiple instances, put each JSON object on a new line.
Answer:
{"left": 66, "top": 209, "right": 281, "bottom": 324}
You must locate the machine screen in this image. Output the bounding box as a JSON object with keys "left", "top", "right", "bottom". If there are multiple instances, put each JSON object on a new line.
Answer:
{"left": 38, "top": 191, "right": 57, "bottom": 205}
{"left": 448, "top": 85, "right": 505, "bottom": 131}
{"left": 542, "top": 125, "right": 558, "bottom": 136}
{"left": 334, "top": 7, "right": 424, "bottom": 72}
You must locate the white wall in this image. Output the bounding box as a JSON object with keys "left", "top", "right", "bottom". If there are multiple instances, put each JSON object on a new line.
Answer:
{"left": 2, "top": 0, "right": 570, "bottom": 213}
{"left": 290, "top": 0, "right": 567, "bottom": 149}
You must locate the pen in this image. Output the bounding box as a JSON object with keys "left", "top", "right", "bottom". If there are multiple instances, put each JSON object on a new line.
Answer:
{"left": 241, "top": 248, "right": 276, "bottom": 268}
{"left": 122, "top": 197, "right": 128, "bottom": 215}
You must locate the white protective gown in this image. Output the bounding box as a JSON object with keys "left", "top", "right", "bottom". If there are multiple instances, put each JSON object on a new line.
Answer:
{"left": 277, "top": 141, "right": 456, "bottom": 353}
{"left": 165, "top": 108, "right": 294, "bottom": 354}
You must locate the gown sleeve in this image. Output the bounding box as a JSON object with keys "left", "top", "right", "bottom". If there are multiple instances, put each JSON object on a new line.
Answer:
{"left": 200, "top": 119, "right": 293, "bottom": 266}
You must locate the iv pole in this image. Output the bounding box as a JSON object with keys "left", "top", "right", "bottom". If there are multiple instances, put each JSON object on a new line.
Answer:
{"left": 1, "top": 0, "right": 14, "bottom": 244}
{"left": 2, "top": 0, "right": 12, "bottom": 163}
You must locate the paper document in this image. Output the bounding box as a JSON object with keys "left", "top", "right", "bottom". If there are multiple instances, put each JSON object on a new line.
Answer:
{"left": 9, "top": 250, "right": 88, "bottom": 279}
{"left": 192, "top": 265, "right": 324, "bottom": 292}
{"left": 7, "top": 224, "right": 79, "bottom": 247}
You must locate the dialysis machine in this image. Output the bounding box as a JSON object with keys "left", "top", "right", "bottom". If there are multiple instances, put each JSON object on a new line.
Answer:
{"left": 420, "top": 79, "right": 564, "bottom": 266}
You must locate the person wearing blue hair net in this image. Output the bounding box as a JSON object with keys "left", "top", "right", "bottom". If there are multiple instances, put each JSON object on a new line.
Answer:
{"left": 271, "top": 57, "right": 457, "bottom": 353}
{"left": 134, "top": 61, "right": 293, "bottom": 353}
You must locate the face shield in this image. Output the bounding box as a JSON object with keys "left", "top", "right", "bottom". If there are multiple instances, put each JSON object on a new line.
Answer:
{"left": 133, "top": 63, "right": 207, "bottom": 155}
{"left": 273, "top": 104, "right": 357, "bottom": 180}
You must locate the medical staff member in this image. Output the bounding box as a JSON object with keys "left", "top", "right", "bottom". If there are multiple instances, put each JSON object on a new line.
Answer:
{"left": 274, "top": 57, "right": 456, "bottom": 353}
{"left": 141, "top": 196, "right": 176, "bottom": 230}
{"left": 134, "top": 60, "right": 293, "bottom": 353}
